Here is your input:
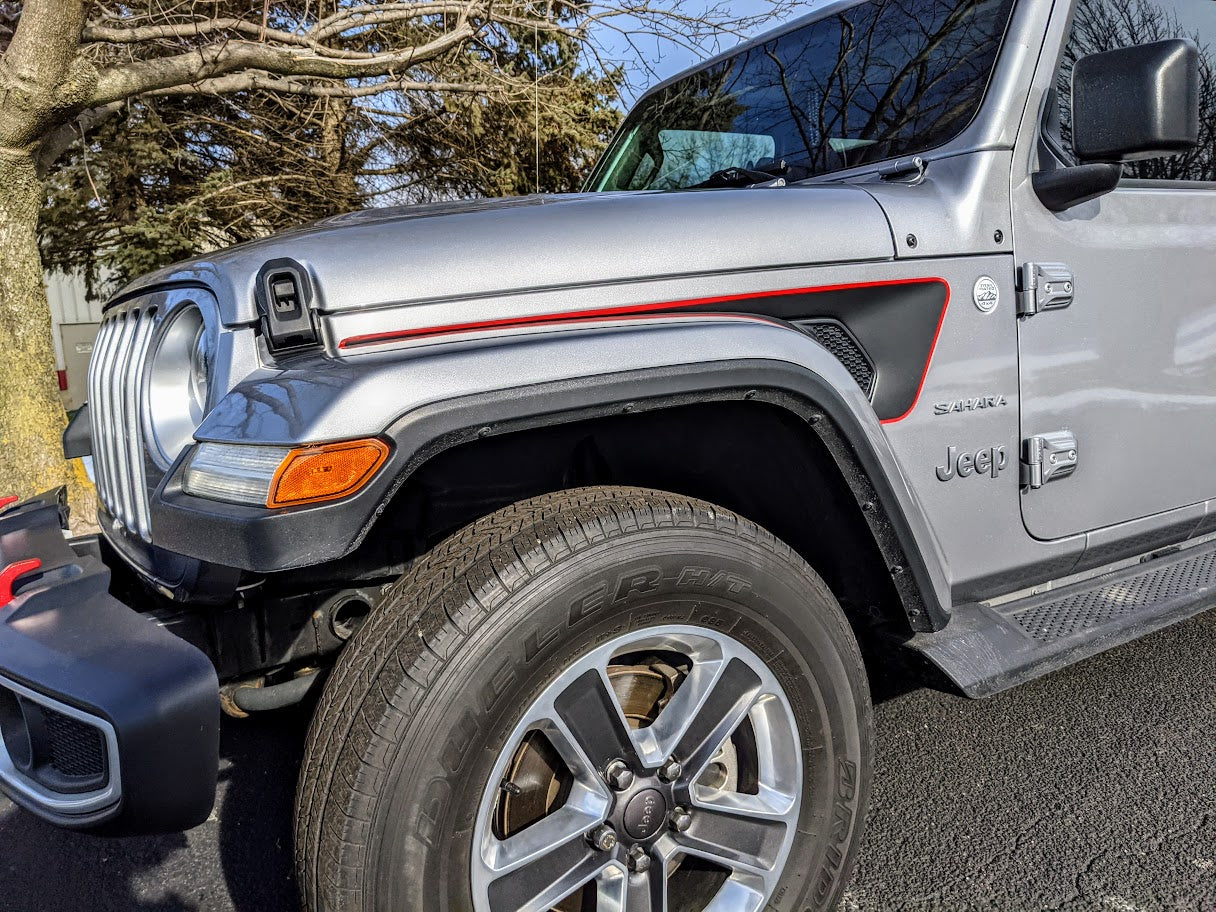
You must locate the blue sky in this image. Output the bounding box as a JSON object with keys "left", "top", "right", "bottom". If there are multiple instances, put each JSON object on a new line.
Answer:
{"left": 596, "top": 0, "right": 811, "bottom": 103}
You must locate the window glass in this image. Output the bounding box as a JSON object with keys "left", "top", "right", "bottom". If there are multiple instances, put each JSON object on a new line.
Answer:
{"left": 589, "top": 0, "right": 1016, "bottom": 191}
{"left": 1056, "top": 0, "right": 1216, "bottom": 181}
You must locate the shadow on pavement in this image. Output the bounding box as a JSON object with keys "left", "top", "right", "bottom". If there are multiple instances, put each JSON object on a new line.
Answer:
{"left": 0, "top": 704, "right": 310, "bottom": 912}
{"left": 213, "top": 704, "right": 310, "bottom": 912}
{"left": 0, "top": 811, "right": 194, "bottom": 912}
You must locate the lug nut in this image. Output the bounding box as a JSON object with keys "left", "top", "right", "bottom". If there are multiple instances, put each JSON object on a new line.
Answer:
{"left": 604, "top": 759, "right": 634, "bottom": 792}
{"left": 658, "top": 758, "right": 683, "bottom": 782}
{"left": 627, "top": 844, "right": 651, "bottom": 873}
{"left": 588, "top": 825, "right": 618, "bottom": 852}
{"left": 669, "top": 807, "right": 693, "bottom": 833}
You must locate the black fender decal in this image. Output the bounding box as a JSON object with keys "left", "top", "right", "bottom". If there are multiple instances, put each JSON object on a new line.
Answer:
{"left": 338, "top": 278, "right": 950, "bottom": 422}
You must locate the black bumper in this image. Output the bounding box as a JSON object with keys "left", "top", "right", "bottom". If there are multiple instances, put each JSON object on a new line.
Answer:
{"left": 0, "top": 494, "right": 219, "bottom": 833}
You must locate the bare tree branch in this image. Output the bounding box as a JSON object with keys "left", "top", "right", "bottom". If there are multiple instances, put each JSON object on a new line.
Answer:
{"left": 35, "top": 99, "right": 123, "bottom": 175}
{"left": 147, "top": 73, "right": 503, "bottom": 99}
{"left": 83, "top": 18, "right": 316, "bottom": 47}
{"left": 90, "top": 22, "right": 478, "bottom": 105}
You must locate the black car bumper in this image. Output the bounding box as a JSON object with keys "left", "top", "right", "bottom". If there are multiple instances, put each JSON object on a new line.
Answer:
{"left": 0, "top": 494, "right": 219, "bottom": 833}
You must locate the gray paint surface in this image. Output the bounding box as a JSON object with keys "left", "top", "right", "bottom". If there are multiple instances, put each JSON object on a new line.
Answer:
{"left": 115, "top": 187, "right": 894, "bottom": 328}
{"left": 86, "top": 0, "right": 1216, "bottom": 616}
{"left": 1011, "top": 0, "right": 1216, "bottom": 542}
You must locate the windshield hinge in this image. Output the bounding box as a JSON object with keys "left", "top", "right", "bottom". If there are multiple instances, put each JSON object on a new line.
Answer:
{"left": 879, "top": 156, "right": 927, "bottom": 184}
{"left": 1017, "top": 262, "right": 1074, "bottom": 317}
{"left": 1021, "top": 431, "right": 1078, "bottom": 489}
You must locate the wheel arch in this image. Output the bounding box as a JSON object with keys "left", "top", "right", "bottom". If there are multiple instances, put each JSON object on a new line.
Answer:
{"left": 178, "top": 320, "right": 950, "bottom": 631}
{"left": 367, "top": 358, "right": 950, "bottom": 634}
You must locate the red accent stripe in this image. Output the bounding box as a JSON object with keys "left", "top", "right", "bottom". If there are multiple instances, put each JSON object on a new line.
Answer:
{"left": 337, "top": 277, "right": 950, "bottom": 423}
{"left": 879, "top": 281, "right": 951, "bottom": 425}
{"left": 0, "top": 558, "right": 42, "bottom": 609}
{"left": 337, "top": 277, "right": 947, "bottom": 349}
{"left": 0, "top": 496, "right": 18, "bottom": 511}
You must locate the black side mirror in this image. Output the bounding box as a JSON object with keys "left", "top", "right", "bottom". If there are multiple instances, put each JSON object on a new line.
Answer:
{"left": 1073, "top": 38, "right": 1200, "bottom": 163}
{"left": 1034, "top": 38, "right": 1201, "bottom": 212}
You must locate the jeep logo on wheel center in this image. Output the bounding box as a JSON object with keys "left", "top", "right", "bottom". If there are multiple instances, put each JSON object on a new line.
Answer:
{"left": 935, "top": 445, "right": 1008, "bottom": 481}
{"left": 623, "top": 788, "right": 668, "bottom": 840}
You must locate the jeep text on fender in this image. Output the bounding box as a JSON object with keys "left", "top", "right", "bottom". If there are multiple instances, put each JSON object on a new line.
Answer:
{"left": 4, "top": 2, "right": 1215, "bottom": 910}
{"left": 936, "top": 445, "right": 1008, "bottom": 481}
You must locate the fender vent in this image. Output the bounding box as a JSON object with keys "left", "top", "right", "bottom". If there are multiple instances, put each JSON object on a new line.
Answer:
{"left": 797, "top": 320, "right": 875, "bottom": 397}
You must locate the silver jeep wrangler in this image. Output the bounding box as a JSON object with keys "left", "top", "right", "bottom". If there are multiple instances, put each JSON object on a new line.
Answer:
{"left": 1, "top": 0, "right": 1212, "bottom": 908}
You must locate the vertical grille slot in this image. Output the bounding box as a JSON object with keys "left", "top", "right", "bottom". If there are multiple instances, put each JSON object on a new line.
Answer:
{"left": 87, "top": 306, "right": 157, "bottom": 540}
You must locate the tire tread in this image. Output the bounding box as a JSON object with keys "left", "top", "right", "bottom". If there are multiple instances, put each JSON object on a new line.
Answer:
{"left": 295, "top": 485, "right": 864, "bottom": 912}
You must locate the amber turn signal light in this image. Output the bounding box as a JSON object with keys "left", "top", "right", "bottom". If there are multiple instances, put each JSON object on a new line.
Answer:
{"left": 268, "top": 439, "right": 390, "bottom": 508}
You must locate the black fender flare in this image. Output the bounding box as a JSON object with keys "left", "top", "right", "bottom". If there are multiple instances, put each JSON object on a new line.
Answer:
{"left": 155, "top": 351, "right": 950, "bottom": 631}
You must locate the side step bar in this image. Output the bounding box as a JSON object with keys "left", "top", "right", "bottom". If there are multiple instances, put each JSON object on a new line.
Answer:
{"left": 908, "top": 540, "right": 1216, "bottom": 697}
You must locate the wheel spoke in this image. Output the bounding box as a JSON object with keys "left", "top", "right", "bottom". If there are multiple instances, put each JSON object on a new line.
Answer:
{"left": 552, "top": 667, "right": 638, "bottom": 770}
{"left": 482, "top": 797, "right": 607, "bottom": 875}
{"left": 631, "top": 649, "right": 725, "bottom": 768}
{"left": 701, "top": 877, "right": 768, "bottom": 912}
{"left": 692, "top": 784, "right": 797, "bottom": 821}
{"left": 624, "top": 865, "right": 667, "bottom": 912}
{"left": 485, "top": 830, "right": 609, "bottom": 912}
{"left": 585, "top": 864, "right": 625, "bottom": 912}
{"left": 674, "top": 803, "right": 788, "bottom": 877}
{"left": 672, "top": 657, "right": 762, "bottom": 778}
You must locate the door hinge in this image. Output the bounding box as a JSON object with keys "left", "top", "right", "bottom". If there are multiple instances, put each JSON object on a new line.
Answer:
{"left": 1021, "top": 431, "right": 1079, "bottom": 489}
{"left": 1017, "top": 263, "right": 1074, "bottom": 317}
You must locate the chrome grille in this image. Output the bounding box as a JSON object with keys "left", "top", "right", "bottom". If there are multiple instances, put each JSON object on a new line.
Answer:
{"left": 88, "top": 306, "right": 158, "bottom": 540}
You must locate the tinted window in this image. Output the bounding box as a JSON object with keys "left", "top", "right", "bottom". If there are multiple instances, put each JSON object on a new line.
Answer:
{"left": 590, "top": 0, "right": 1016, "bottom": 191}
{"left": 1056, "top": 0, "right": 1216, "bottom": 181}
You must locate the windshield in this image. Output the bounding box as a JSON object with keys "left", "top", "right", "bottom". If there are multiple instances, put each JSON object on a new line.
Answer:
{"left": 588, "top": 0, "right": 1016, "bottom": 191}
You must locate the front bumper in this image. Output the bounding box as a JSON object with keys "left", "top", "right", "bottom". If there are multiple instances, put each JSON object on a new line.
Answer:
{"left": 0, "top": 494, "right": 219, "bottom": 833}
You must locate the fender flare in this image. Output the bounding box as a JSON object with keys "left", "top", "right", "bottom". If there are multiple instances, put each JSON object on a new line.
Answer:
{"left": 158, "top": 320, "right": 951, "bottom": 628}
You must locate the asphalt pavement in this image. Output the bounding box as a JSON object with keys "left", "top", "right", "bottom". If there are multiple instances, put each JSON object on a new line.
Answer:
{"left": 2, "top": 610, "right": 1214, "bottom": 912}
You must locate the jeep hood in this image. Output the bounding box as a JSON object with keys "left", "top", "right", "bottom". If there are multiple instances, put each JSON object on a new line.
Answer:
{"left": 115, "top": 187, "right": 896, "bottom": 326}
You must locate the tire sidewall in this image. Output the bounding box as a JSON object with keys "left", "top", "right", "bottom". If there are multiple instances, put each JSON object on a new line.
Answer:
{"left": 370, "top": 529, "right": 870, "bottom": 912}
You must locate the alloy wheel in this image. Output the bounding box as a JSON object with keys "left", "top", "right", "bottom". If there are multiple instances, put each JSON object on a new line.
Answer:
{"left": 471, "top": 625, "right": 803, "bottom": 912}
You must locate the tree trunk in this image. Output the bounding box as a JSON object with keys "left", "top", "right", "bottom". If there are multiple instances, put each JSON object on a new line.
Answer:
{"left": 0, "top": 147, "right": 94, "bottom": 521}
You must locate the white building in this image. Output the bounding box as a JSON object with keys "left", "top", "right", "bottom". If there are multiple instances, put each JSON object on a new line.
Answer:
{"left": 44, "top": 271, "right": 104, "bottom": 412}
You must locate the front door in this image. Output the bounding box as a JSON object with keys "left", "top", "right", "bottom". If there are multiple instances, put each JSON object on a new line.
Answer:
{"left": 1012, "top": 0, "right": 1216, "bottom": 541}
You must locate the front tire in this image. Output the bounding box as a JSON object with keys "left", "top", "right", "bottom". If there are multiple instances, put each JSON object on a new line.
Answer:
{"left": 296, "top": 487, "right": 872, "bottom": 912}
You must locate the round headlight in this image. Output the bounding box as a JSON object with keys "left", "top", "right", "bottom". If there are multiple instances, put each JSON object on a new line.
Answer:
{"left": 145, "top": 304, "right": 215, "bottom": 467}
{"left": 188, "top": 321, "right": 211, "bottom": 413}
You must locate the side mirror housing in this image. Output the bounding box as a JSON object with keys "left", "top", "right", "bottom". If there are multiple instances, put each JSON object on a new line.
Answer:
{"left": 1034, "top": 39, "right": 1201, "bottom": 212}
{"left": 1072, "top": 38, "right": 1200, "bottom": 163}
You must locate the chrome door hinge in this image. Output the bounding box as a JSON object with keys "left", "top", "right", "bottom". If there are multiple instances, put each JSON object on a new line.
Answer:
{"left": 1017, "top": 263, "right": 1074, "bottom": 317}
{"left": 1021, "top": 431, "right": 1078, "bottom": 489}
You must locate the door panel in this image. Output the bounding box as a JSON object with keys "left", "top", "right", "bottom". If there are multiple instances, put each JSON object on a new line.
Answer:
{"left": 1013, "top": 0, "right": 1216, "bottom": 541}
{"left": 1013, "top": 181, "right": 1216, "bottom": 540}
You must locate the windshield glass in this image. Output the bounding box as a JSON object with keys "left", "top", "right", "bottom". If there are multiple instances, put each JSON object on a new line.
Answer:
{"left": 588, "top": 0, "right": 1016, "bottom": 191}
